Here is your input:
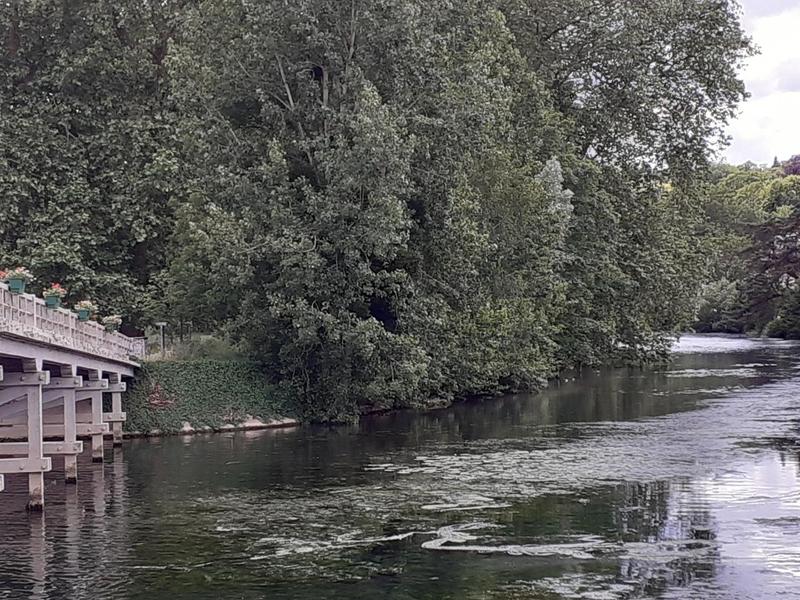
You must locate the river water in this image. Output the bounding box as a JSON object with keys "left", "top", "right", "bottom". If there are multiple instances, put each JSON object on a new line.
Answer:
{"left": 1, "top": 335, "right": 800, "bottom": 599}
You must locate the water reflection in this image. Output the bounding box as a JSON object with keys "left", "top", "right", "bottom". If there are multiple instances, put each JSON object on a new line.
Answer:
{"left": 0, "top": 335, "right": 799, "bottom": 599}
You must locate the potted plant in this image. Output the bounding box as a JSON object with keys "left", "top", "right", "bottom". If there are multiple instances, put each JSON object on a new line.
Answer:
{"left": 102, "top": 315, "right": 122, "bottom": 332}
{"left": 2, "top": 267, "right": 34, "bottom": 294}
{"left": 74, "top": 300, "right": 98, "bottom": 322}
{"left": 43, "top": 283, "right": 67, "bottom": 309}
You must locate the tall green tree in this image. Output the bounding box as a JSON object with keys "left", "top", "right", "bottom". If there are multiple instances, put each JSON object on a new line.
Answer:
{"left": 0, "top": 0, "right": 183, "bottom": 324}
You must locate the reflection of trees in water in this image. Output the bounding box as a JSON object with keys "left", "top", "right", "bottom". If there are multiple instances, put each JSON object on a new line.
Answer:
{"left": 400, "top": 346, "right": 794, "bottom": 443}
{"left": 774, "top": 442, "right": 800, "bottom": 479}
{"left": 613, "top": 479, "right": 714, "bottom": 543}
{"left": 753, "top": 424, "right": 800, "bottom": 478}
{"left": 111, "top": 446, "right": 725, "bottom": 599}
{"left": 613, "top": 479, "right": 719, "bottom": 598}
{"left": 356, "top": 481, "right": 721, "bottom": 600}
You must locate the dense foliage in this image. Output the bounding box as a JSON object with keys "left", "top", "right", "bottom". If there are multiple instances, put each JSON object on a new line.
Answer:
{"left": 1, "top": 0, "right": 752, "bottom": 419}
{"left": 695, "top": 159, "right": 800, "bottom": 337}
{"left": 0, "top": 1, "right": 178, "bottom": 324}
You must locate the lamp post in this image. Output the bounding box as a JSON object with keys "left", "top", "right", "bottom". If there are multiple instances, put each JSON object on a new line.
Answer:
{"left": 155, "top": 322, "right": 167, "bottom": 358}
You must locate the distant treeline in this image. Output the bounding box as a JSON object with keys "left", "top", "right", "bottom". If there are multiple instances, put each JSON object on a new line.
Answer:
{"left": 0, "top": 1, "right": 752, "bottom": 420}
{"left": 695, "top": 157, "right": 800, "bottom": 339}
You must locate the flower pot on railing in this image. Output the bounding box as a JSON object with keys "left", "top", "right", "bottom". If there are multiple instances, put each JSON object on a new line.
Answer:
{"left": 102, "top": 315, "right": 122, "bottom": 333}
{"left": 1, "top": 267, "right": 34, "bottom": 295}
{"left": 7, "top": 278, "right": 26, "bottom": 294}
{"left": 74, "top": 300, "right": 98, "bottom": 323}
{"left": 43, "top": 283, "right": 67, "bottom": 309}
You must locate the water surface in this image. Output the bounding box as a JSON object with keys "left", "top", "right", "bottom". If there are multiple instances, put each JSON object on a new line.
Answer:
{"left": 1, "top": 334, "right": 799, "bottom": 599}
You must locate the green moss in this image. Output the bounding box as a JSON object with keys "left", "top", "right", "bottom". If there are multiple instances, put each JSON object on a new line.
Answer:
{"left": 125, "top": 360, "right": 295, "bottom": 433}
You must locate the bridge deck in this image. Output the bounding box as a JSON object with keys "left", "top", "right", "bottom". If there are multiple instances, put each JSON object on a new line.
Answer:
{"left": 0, "top": 283, "right": 144, "bottom": 366}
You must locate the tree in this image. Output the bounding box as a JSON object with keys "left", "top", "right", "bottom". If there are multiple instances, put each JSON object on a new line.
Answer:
{"left": 696, "top": 159, "right": 800, "bottom": 335}
{"left": 0, "top": 0, "right": 183, "bottom": 326}
{"left": 784, "top": 155, "right": 800, "bottom": 176}
{"left": 501, "top": 0, "right": 753, "bottom": 173}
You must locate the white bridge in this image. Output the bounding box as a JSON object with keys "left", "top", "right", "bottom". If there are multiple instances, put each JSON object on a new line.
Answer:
{"left": 0, "top": 283, "right": 144, "bottom": 510}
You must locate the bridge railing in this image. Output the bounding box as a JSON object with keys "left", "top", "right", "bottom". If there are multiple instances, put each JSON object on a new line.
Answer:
{"left": 0, "top": 284, "right": 145, "bottom": 363}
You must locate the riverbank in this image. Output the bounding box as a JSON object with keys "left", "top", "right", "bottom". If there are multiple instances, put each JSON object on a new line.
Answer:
{"left": 117, "top": 334, "right": 796, "bottom": 439}
{"left": 124, "top": 359, "right": 298, "bottom": 436}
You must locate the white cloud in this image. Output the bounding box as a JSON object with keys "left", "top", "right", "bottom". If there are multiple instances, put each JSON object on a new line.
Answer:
{"left": 725, "top": 1, "right": 800, "bottom": 165}
{"left": 727, "top": 92, "right": 800, "bottom": 165}
{"left": 739, "top": 0, "right": 799, "bottom": 21}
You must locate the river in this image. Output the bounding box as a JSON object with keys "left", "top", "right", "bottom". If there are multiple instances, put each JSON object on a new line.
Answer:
{"left": 1, "top": 334, "right": 799, "bottom": 599}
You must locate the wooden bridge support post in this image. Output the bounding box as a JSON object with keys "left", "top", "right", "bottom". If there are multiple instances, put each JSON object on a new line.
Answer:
{"left": 27, "top": 379, "right": 44, "bottom": 510}
{"left": 64, "top": 382, "right": 78, "bottom": 483}
{"left": 92, "top": 389, "right": 103, "bottom": 462}
{"left": 43, "top": 367, "right": 83, "bottom": 483}
{"left": 24, "top": 359, "right": 48, "bottom": 511}
{"left": 104, "top": 374, "right": 126, "bottom": 447}
{"left": 0, "top": 360, "right": 52, "bottom": 510}
{"left": 111, "top": 394, "right": 123, "bottom": 447}
{"left": 79, "top": 372, "right": 109, "bottom": 464}
{"left": 28, "top": 384, "right": 45, "bottom": 509}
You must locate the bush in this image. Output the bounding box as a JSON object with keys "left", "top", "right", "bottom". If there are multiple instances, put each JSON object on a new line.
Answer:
{"left": 765, "top": 289, "right": 800, "bottom": 339}
{"left": 694, "top": 279, "right": 743, "bottom": 333}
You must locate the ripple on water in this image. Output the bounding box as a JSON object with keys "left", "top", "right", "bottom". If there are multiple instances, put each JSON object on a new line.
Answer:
{"left": 662, "top": 368, "right": 761, "bottom": 378}
{"left": 671, "top": 335, "right": 799, "bottom": 354}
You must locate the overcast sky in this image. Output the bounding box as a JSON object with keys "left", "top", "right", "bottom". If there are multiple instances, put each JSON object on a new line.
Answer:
{"left": 725, "top": 0, "right": 800, "bottom": 165}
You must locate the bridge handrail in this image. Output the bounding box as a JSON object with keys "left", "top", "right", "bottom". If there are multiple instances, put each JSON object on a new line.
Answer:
{"left": 0, "top": 283, "right": 145, "bottom": 363}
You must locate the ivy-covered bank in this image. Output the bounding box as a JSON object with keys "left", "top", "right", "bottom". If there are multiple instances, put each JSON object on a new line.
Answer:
{"left": 125, "top": 360, "right": 296, "bottom": 435}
